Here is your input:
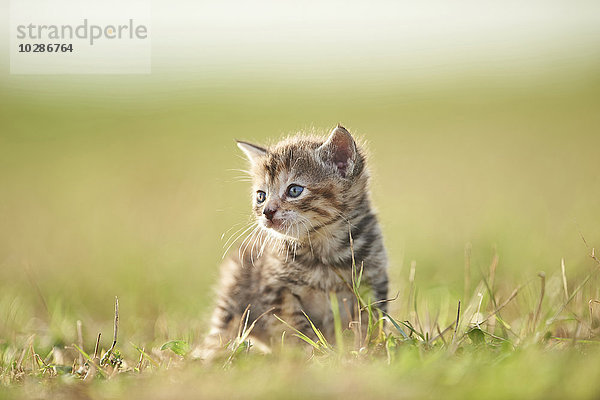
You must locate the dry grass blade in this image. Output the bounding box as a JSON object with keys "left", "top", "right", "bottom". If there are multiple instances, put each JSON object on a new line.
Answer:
{"left": 451, "top": 301, "right": 461, "bottom": 346}
{"left": 407, "top": 260, "right": 417, "bottom": 316}
{"left": 480, "top": 267, "right": 507, "bottom": 338}
{"left": 136, "top": 347, "right": 145, "bottom": 371}
{"left": 15, "top": 335, "right": 34, "bottom": 372}
{"left": 29, "top": 344, "right": 38, "bottom": 373}
{"left": 589, "top": 299, "right": 600, "bottom": 337}
{"left": 429, "top": 322, "right": 454, "bottom": 344}
{"left": 237, "top": 304, "right": 252, "bottom": 339}
{"left": 72, "top": 344, "right": 107, "bottom": 378}
{"left": 77, "top": 320, "right": 84, "bottom": 366}
{"left": 593, "top": 248, "right": 600, "bottom": 266}
{"left": 131, "top": 343, "right": 159, "bottom": 368}
{"left": 561, "top": 258, "right": 569, "bottom": 300}
{"left": 548, "top": 262, "right": 600, "bottom": 326}
{"left": 93, "top": 333, "right": 101, "bottom": 361}
{"left": 480, "top": 287, "right": 520, "bottom": 325}
{"left": 225, "top": 306, "right": 276, "bottom": 366}
{"left": 33, "top": 353, "right": 50, "bottom": 374}
{"left": 84, "top": 333, "right": 102, "bottom": 381}
{"left": 360, "top": 291, "right": 400, "bottom": 312}
{"left": 101, "top": 296, "right": 119, "bottom": 367}
{"left": 579, "top": 231, "right": 600, "bottom": 264}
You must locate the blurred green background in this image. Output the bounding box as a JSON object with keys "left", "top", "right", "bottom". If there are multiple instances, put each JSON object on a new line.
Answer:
{"left": 2, "top": 71, "right": 599, "bottom": 348}
{"left": 1, "top": 1, "right": 600, "bottom": 355}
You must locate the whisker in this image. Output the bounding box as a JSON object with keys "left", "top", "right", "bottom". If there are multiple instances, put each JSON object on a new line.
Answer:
{"left": 239, "top": 226, "right": 260, "bottom": 264}
{"left": 303, "top": 213, "right": 336, "bottom": 240}
{"left": 223, "top": 221, "right": 254, "bottom": 248}
{"left": 298, "top": 215, "right": 330, "bottom": 243}
{"left": 225, "top": 168, "right": 252, "bottom": 175}
{"left": 298, "top": 219, "right": 314, "bottom": 257}
{"left": 222, "top": 223, "right": 256, "bottom": 259}
{"left": 250, "top": 229, "right": 261, "bottom": 266}
{"left": 331, "top": 209, "right": 354, "bottom": 227}
{"left": 230, "top": 177, "right": 254, "bottom": 183}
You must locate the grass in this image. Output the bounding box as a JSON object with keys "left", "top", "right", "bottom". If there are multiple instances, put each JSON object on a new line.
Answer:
{"left": 2, "top": 242, "right": 600, "bottom": 399}
{"left": 1, "top": 67, "right": 600, "bottom": 399}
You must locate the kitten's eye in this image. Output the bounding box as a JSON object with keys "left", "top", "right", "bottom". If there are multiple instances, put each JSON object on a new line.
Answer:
{"left": 287, "top": 185, "right": 304, "bottom": 198}
{"left": 256, "top": 191, "right": 266, "bottom": 204}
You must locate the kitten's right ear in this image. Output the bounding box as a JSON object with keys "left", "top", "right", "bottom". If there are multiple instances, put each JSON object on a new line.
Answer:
{"left": 236, "top": 140, "right": 268, "bottom": 164}
{"left": 318, "top": 125, "right": 357, "bottom": 178}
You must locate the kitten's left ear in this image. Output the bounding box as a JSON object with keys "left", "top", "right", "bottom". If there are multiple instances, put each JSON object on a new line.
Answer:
{"left": 318, "top": 125, "right": 357, "bottom": 178}
{"left": 236, "top": 140, "right": 267, "bottom": 164}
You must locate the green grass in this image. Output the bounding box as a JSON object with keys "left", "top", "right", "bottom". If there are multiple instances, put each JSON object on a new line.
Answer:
{"left": 1, "top": 68, "right": 600, "bottom": 399}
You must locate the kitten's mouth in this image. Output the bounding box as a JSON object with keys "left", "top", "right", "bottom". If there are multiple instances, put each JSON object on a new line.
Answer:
{"left": 262, "top": 219, "right": 300, "bottom": 240}
{"left": 264, "top": 219, "right": 283, "bottom": 230}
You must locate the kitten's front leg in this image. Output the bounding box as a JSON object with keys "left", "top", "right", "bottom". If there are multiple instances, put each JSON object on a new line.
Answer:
{"left": 194, "top": 256, "right": 247, "bottom": 361}
{"left": 259, "top": 286, "right": 318, "bottom": 347}
{"left": 194, "top": 300, "right": 238, "bottom": 361}
{"left": 369, "top": 270, "right": 389, "bottom": 313}
{"left": 354, "top": 258, "right": 389, "bottom": 316}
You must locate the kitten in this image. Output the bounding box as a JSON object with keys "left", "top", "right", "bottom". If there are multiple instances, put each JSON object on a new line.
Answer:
{"left": 202, "top": 125, "right": 388, "bottom": 358}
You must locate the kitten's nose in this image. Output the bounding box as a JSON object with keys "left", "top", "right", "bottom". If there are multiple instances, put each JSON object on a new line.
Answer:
{"left": 263, "top": 205, "right": 278, "bottom": 221}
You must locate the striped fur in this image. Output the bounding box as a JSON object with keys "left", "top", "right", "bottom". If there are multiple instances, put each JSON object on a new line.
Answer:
{"left": 201, "top": 125, "right": 388, "bottom": 358}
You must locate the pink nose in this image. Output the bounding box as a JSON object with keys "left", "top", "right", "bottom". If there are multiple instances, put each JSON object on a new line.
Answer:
{"left": 263, "top": 206, "right": 278, "bottom": 221}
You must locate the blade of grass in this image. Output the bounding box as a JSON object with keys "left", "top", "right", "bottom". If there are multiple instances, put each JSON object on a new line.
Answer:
{"left": 329, "top": 292, "right": 344, "bottom": 351}
{"left": 72, "top": 344, "right": 107, "bottom": 378}
{"left": 273, "top": 314, "right": 321, "bottom": 349}
{"left": 131, "top": 343, "right": 159, "bottom": 367}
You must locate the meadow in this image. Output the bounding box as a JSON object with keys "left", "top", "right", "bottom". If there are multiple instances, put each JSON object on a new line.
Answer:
{"left": 1, "top": 67, "right": 600, "bottom": 399}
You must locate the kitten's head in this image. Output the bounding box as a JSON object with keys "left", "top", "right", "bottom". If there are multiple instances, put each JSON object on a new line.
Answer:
{"left": 237, "top": 125, "right": 368, "bottom": 243}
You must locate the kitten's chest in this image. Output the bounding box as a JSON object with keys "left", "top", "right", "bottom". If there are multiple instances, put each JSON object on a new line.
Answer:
{"left": 263, "top": 255, "right": 356, "bottom": 333}
{"left": 291, "top": 271, "right": 354, "bottom": 333}
{"left": 285, "top": 260, "right": 350, "bottom": 292}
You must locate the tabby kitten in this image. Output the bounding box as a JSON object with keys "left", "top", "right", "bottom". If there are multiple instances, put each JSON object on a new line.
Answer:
{"left": 202, "top": 125, "right": 388, "bottom": 357}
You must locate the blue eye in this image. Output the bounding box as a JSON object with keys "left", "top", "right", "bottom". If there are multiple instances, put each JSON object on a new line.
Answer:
{"left": 287, "top": 185, "right": 304, "bottom": 198}
{"left": 256, "top": 191, "right": 266, "bottom": 203}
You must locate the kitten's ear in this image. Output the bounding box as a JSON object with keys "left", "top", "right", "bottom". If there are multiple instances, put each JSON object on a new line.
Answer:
{"left": 318, "top": 125, "right": 357, "bottom": 178}
{"left": 236, "top": 140, "right": 267, "bottom": 164}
